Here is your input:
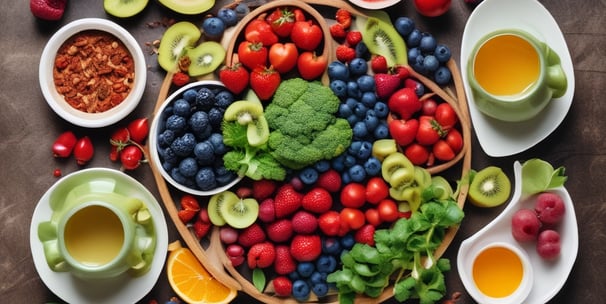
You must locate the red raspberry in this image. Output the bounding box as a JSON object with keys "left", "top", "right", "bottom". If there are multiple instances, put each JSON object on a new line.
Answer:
{"left": 329, "top": 23, "right": 346, "bottom": 39}
{"left": 172, "top": 72, "right": 190, "bottom": 87}
{"left": 336, "top": 45, "right": 356, "bottom": 63}
{"left": 291, "top": 210, "right": 318, "bottom": 234}
{"left": 247, "top": 242, "right": 276, "bottom": 269}
{"left": 346, "top": 31, "right": 363, "bottom": 46}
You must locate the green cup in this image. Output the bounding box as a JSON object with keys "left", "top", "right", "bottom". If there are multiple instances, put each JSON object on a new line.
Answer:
{"left": 38, "top": 179, "right": 156, "bottom": 280}
{"left": 467, "top": 29, "right": 567, "bottom": 122}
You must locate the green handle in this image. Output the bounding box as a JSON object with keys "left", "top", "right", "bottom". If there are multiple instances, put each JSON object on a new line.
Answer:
{"left": 543, "top": 44, "right": 567, "bottom": 98}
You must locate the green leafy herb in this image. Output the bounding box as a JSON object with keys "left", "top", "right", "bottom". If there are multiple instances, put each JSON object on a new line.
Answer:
{"left": 521, "top": 158, "right": 567, "bottom": 195}
{"left": 252, "top": 268, "right": 266, "bottom": 292}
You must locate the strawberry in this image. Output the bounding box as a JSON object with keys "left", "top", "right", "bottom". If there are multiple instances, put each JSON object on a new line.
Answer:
{"left": 180, "top": 195, "right": 200, "bottom": 211}
{"left": 318, "top": 211, "right": 341, "bottom": 236}
{"left": 178, "top": 209, "right": 197, "bottom": 223}
{"left": 329, "top": 23, "right": 346, "bottom": 39}
{"left": 236, "top": 186, "right": 253, "bottom": 198}
{"left": 219, "top": 63, "right": 249, "bottom": 95}
{"left": 274, "top": 245, "right": 296, "bottom": 275}
{"left": 393, "top": 65, "right": 410, "bottom": 79}
{"left": 371, "top": 55, "right": 389, "bottom": 74}
{"left": 272, "top": 276, "right": 293, "bottom": 296}
{"left": 301, "top": 187, "right": 332, "bottom": 214}
{"left": 250, "top": 66, "right": 281, "bottom": 100}
{"left": 172, "top": 72, "right": 190, "bottom": 87}
{"left": 335, "top": 8, "right": 352, "bottom": 29}
{"left": 290, "top": 235, "right": 322, "bottom": 262}
{"left": 335, "top": 45, "right": 356, "bottom": 63}
{"left": 266, "top": 219, "right": 294, "bottom": 243}
{"left": 345, "top": 31, "right": 363, "bottom": 47}
{"left": 291, "top": 210, "right": 318, "bottom": 234}
{"left": 273, "top": 184, "right": 302, "bottom": 218}
{"left": 193, "top": 220, "right": 212, "bottom": 239}
{"left": 30, "top": 0, "right": 66, "bottom": 21}
{"left": 374, "top": 73, "right": 402, "bottom": 100}
{"left": 247, "top": 242, "right": 276, "bottom": 269}
{"left": 252, "top": 179, "right": 277, "bottom": 201}
{"left": 354, "top": 224, "right": 376, "bottom": 246}
{"left": 316, "top": 169, "right": 342, "bottom": 193}
{"left": 238, "top": 223, "right": 266, "bottom": 247}
{"left": 258, "top": 198, "right": 276, "bottom": 223}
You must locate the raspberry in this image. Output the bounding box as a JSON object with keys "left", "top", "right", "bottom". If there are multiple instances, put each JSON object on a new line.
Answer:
{"left": 247, "top": 242, "right": 276, "bottom": 269}
{"left": 291, "top": 210, "right": 318, "bottom": 234}
{"left": 336, "top": 45, "right": 356, "bottom": 63}
{"left": 329, "top": 23, "right": 346, "bottom": 39}
{"left": 335, "top": 8, "right": 352, "bottom": 29}
{"left": 172, "top": 72, "right": 190, "bottom": 87}
{"left": 345, "top": 31, "right": 363, "bottom": 47}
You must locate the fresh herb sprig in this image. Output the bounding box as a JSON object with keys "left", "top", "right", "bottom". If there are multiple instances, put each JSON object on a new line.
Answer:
{"left": 327, "top": 185, "right": 464, "bottom": 304}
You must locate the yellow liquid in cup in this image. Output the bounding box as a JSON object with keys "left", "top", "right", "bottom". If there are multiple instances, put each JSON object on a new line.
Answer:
{"left": 472, "top": 246, "right": 524, "bottom": 298}
{"left": 473, "top": 34, "right": 540, "bottom": 96}
{"left": 64, "top": 205, "right": 125, "bottom": 266}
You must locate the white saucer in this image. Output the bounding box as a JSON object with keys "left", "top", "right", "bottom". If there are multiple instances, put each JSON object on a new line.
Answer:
{"left": 30, "top": 168, "right": 168, "bottom": 304}
{"left": 348, "top": 0, "right": 401, "bottom": 10}
{"left": 460, "top": 0, "right": 575, "bottom": 157}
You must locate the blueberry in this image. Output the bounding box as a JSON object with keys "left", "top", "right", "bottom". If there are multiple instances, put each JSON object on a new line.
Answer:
{"left": 352, "top": 121, "right": 368, "bottom": 139}
{"left": 348, "top": 141, "right": 362, "bottom": 155}
{"left": 408, "top": 47, "right": 422, "bottom": 63}
{"left": 338, "top": 102, "right": 354, "bottom": 118}
{"left": 182, "top": 89, "right": 198, "bottom": 102}
{"left": 189, "top": 111, "right": 210, "bottom": 133}
{"left": 407, "top": 78, "right": 425, "bottom": 96}
{"left": 215, "top": 169, "right": 236, "bottom": 186}
{"left": 209, "top": 133, "right": 227, "bottom": 155}
{"left": 354, "top": 103, "right": 368, "bottom": 118}
{"left": 217, "top": 8, "right": 238, "bottom": 27}
{"left": 162, "top": 161, "right": 174, "bottom": 172}
{"left": 343, "top": 155, "right": 357, "bottom": 168}
{"left": 196, "top": 87, "right": 216, "bottom": 109}
{"left": 160, "top": 147, "right": 178, "bottom": 164}
{"left": 419, "top": 33, "right": 437, "bottom": 53}
{"left": 434, "top": 66, "right": 452, "bottom": 85}
{"left": 312, "top": 282, "right": 329, "bottom": 297}
{"left": 340, "top": 233, "right": 355, "bottom": 250}
{"left": 202, "top": 17, "right": 226, "bottom": 40}
{"left": 348, "top": 164, "right": 366, "bottom": 182}
{"left": 171, "top": 133, "right": 196, "bottom": 157}
{"left": 170, "top": 167, "right": 188, "bottom": 184}
{"left": 373, "top": 101, "right": 389, "bottom": 118}
{"left": 289, "top": 271, "right": 301, "bottom": 281}
{"left": 355, "top": 42, "right": 370, "bottom": 60}
{"left": 329, "top": 80, "right": 347, "bottom": 98}
{"left": 412, "top": 54, "right": 426, "bottom": 74}
{"left": 356, "top": 141, "right": 373, "bottom": 160}
{"left": 327, "top": 61, "right": 349, "bottom": 81}
{"left": 297, "top": 262, "right": 315, "bottom": 278}
{"left": 310, "top": 271, "right": 327, "bottom": 284}
{"left": 314, "top": 160, "right": 331, "bottom": 173}
{"left": 395, "top": 17, "right": 415, "bottom": 37}
{"left": 292, "top": 279, "right": 311, "bottom": 301}
{"left": 341, "top": 171, "right": 352, "bottom": 184}
{"left": 348, "top": 58, "right": 368, "bottom": 76}
{"left": 360, "top": 91, "right": 377, "bottom": 107}
{"left": 195, "top": 167, "right": 217, "bottom": 190}
{"left": 299, "top": 167, "right": 319, "bottom": 185}
{"left": 331, "top": 154, "right": 346, "bottom": 172}
{"left": 172, "top": 99, "right": 191, "bottom": 117}
{"left": 406, "top": 29, "right": 422, "bottom": 48}
{"left": 434, "top": 44, "right": 452, "bottom": 63}
{"left": 364, "top": 157, "right": 382, "bottom": 176}
{"left": 194, "top": 141, "right": 215, "bottom": 165}
{"left": 214, "top": 90, "right": 234, "bottom": 108}
{"left": 208, "top": 107, "right": 225, "bottom": 129}
{"left": 423, "top": 55, "right": 440, "bottom": 73}
{"left": 165, "top": 114, "right": 187, "bottom": 133}
{"left": 178, "top": 157, "right": 198, "bottom": 177}
{"left": 346, "top": 81, "right": 361, "bottom": 99}
{"left": 315, "top": 255, "right": 337, "bottom": 273}
{"left": 374, "top": 121, "right": 390, "bottom": 139}
{"left": 158, "top": 129, "right": 175, "bottom": 147}
{"left": 346, "top": 114, "right": 358, "bottom": 126}
{"left": 356, "top": 75, "right": 375, "bottom": 92}
{"left": 322, "top": 237, "right": 341, "bottom": 255}
{"left": 364, "top": 110, "right": 379, "bottom": 131}
{"left": 234, "top": 3, "right": 250, "bottom": 17}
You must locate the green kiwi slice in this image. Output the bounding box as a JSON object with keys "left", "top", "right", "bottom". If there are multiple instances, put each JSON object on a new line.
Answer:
{"left": 246, "top": 116, "right": 270, "bottom": 147}
{"left": 223, "top": 100, "right": 264, "bottom": 125}
{"left": 185, "top": 41, "right": 226, "bottom": 77}
{"left": 361, "top": 16, "right": 408, "bottom": 67}
{"left": 219, "top": 198, "right": 259, "bottom": 229}
{"left": 158, "top": 0, "right": 215, "bottom": 15}
{"left": 468, "top": 166, "right": 511, "bottom": 207}
{"left": 103, "top": 0, "right": 149, "bottom": 18}
{"left": 207, "top": 191, "right": 239, "bottom": 226}
{"left": 157, "top": 21, "right": 201, "bottom": 72}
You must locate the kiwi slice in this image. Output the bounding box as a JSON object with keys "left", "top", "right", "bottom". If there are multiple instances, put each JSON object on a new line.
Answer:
{"left": 361, "top": 16, "right": 408, "bottom": 67}
{"left": 372, "top": 139, "right": 398, "bottom": 161}
{"left": 157, "top": 21, "right": 201, "bottom": 72}
{"left": 185, "top": 41, "right": 226, "bottom": 77}
{"left": 207, "top": 191, "right": 239, "bottom": 226}
{"left": 381, "top": 152, "right": 414, "bottom": 184}
{"left": 431, "top": 176, "right": 454, "bottom": 200}
{"left": 468, "top": 166, "right": 512, "bottom": 207}
{"left": 224, "top": 100, "right": 264, "bottom": 125}
{"left": 247, "top": 115, "right": 270, "bottom": 147}
{"left": 219, "top": 197, "right": 259, "bottom": 229}
{"left": 103, "top": 0, "right": 149, "bottom": 18}
{"left": 158, "top": 0, "right": 214, "bottom": 15}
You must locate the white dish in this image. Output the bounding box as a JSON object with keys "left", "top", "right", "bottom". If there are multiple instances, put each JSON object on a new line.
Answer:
{"left": 348, "top": 0, "right": 401, "bottom": 10}
{"left": 457, "top": 161, "right": 578, "bottom": 304}
{"left": 30, "top": 168, "right": 168, "bottom": 304}
{"left": 460, "top": 0, "right": 575, "bottom": 157}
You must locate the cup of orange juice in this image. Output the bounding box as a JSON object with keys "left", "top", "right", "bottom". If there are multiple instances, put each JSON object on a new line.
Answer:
{"left": 467, "top": 29, "right": 567, "bottom": 122}
{"left": 37, "top": 171, "right": 156, "bottom": 280}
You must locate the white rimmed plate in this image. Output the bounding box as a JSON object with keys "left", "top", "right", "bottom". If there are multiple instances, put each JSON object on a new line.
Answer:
{"left": 30, "top": 168, "right": 168, "bottom": 304}
{"left": 460, "top": 0, "right": 575, "bottom": 157}
{"left": 348, "top": 0, "right": 401, "bottom": 10}
{"left": 457, "top": 161, "right": 578, "bottom": 304}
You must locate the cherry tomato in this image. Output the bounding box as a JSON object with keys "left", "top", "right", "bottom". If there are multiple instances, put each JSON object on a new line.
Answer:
{"left": 388, "top": 118, "right": 419, "bottom": 147}
{"left": 120, "top": 145, "right": 143, "bottom": 170}
{"left": 413, "top": 0, "right": 452, "bottom": 17}
{"left": 238, "top": 41, "right": 268, "bottom": 70}
{"left": 434, "top": 103, "right": 458, "bottom": 130}
{"left": 73, "top": 136, "right": 94, "bottom": 165}
{"left": 365, "top": 177, "right": 389, "bottom": 204}
{"left": 244, "top": 19, "right": 278, "bottom": 46}
{"left": 365, "top": 208, "right": 382, "bottom": 227}
{"left": 52, "top": 131, "right": 77, "bottom": 158}
{"left": 128, "top": 118, "right": 149, "bottom": 144}
{"left": 416, "top": 115, "right": 444, "bottom": 146}
{"left": 266, "top": 7, "right": 296, "bottom": 37}
{"left": 445, "top": 128, "right": 463, "bottom": 153}
{"left": 340, "top": 183, "right": 366, "bottom": 208}
{"left": 318, "top": 210, "right": 341, "bottom": 236}
{"left": 340, "top": 207, "right": 365, "bottom": 230}
{"left": 378, "top": 199, "right": 399, "bottom": 223}
{"left": 297, "top": 51, "right": 328, "bottom": 80}
{"left": 421, "top": 98, "right": 438, "bottom": 116}
{"left": 290, "top": 20, "right": 323, "bottom": 51}
{"left": 268, "top": 42, "right": 298, "bottom": 74}
{"left": 404, "top": 143, "right": 430, "bottom": 166}
{"left": 433, "top": 140, "right": 455, "bottom": 161}
{"left": 293, "top": 8, "right": 306, "bottom": 22}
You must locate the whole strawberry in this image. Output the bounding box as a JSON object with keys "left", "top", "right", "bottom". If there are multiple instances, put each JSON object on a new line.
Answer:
{"left": 219, "top": 63, "right": 249, "bottom": 95}
{"left": 274, "top": 245, "right": 297, "bottom": 275}
{"left": 266, "top": 219, "right": 294, "bottom": 243}
{"left": 252, "top": 179, "right": 278, "bottom": 201}
{"left": 238, "top": 223, "right": 266, "bottom": 247}
{"left": 247, "top": 242, "right": 276, "bottom": 269}
{"left": 273, "top": 184, "right": 303, "bottom": 218}
{"left": 30, "top": 0, "right": 67, "bottom": 21}
{"left": 316, "top": 169, "right": 342, "bottom": 193}
{"left": 250, "top": 66, "right": 281, "bottom": 101}
{"left": 301, "top": 187, "right": 332, "bottom": 214}
{"left": 374, "top": 73, "right": 402, "bottom": 100}
{"left": 272, "top": 276, "right": 293, "bottom": 297}
{"left": 290, "top": 235, "right": 321, "bottom": 262}
{"left": 354, "top": 224, "right": 376, "bottom": 246}
{"left": 291, "top": 210, "right": 318, "bottom": 234}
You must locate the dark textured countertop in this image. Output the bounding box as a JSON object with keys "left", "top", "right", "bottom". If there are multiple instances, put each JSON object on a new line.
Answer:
{"left": 1, "top": 0, "right": 604, "bottom": 303}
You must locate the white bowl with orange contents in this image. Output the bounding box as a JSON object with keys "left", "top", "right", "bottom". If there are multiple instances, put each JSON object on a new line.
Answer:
{"left": 39, "top": 18, "right": 146, "bottom": 128}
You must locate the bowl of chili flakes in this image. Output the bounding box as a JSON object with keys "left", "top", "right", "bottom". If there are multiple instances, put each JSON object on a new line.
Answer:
{"left": 39, "top": 18, "right": 146, "bottom": 128}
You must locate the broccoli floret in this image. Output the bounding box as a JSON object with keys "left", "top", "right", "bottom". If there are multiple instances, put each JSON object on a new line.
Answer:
{"left": 264, "top": 78, "right": 353, "bottom": 170}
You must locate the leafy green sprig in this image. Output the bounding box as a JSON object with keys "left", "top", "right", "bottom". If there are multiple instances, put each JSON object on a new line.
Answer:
{"left": 327, "top": 185, "right": 464, "bottom": 304}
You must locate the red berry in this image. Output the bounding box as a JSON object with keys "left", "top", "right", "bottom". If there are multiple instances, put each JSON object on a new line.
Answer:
{"left": 272, "top": 276, "right": 293, "bottom": 296}
{"left": 274, "top": 245, "right": 296, "bottom": 275}
{"left": 266, "top": 219, "right": 294, "bottom": 243}
{"left": 73, "top": 136, "right": 94, "bottom": 165}
{"left": 371, "top": 55, "right": 389, "bottom": 73}
{"left": 53, "top": 168, "right": 62, "bottom": 177}
{"left": 329, "top": 23, "right": 346, "bottom": 39}
{"left": 354, "top": 224, "right": 376, "bottom": 246}
{"left": 273, "top": 184, "right": 303, "bottom": 219}
{"left": 335, "top": 45, "right": 356, "bottom": 63}
{"left": 252, "top": 179, "right": 277, "bottom": 201}
{"left": 291, "top": 210, "right": 318, "bottom": 234}
{"left": 345, "top": 31, "right": 363, "bottom": 47}
{"left": 301, "top": 187, "right": 333, "bottom": 213}
{"left": 290, "top": 235, "right": 321, "bottom": 262}
{"left": 193, "top": 220, "right": 211, "bottom": 239}
{"left": 238, "top": 223, "right": 266, "bottom": 247}
{"left": 316, "top": 169, "right": 342, "bottom": 193}
{"left": 172, "top": 72, "right": 190, "bottom": 87}
{"left": 52, "top": 131, "right": 77, "bottom": 158}
{"left": 247, "top": 242, "right": 276, "bottom": 269}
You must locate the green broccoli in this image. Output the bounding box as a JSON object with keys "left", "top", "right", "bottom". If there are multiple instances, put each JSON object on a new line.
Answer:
{"left": 264, "top": 78, "right": 353, "bottom": 170}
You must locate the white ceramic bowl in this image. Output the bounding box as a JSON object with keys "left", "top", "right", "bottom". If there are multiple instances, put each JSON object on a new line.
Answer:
{"left": 348, "top": 0, "right": 401, "bottom": 10}
{"left": 39, "top": 18, "right": 146, "bottom": 128}
{"left": 149, "top": 80, "right": 243, "bottom": 196}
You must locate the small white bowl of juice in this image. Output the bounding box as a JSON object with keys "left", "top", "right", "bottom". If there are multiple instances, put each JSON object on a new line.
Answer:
{"left": 459, "top": 241, "right": 533, "bottom": 304}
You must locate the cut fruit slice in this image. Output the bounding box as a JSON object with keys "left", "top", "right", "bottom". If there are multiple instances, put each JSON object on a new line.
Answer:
{"left": 158, "top": 0, "right": 214, "bottom": 15}
{"left": 158, "top": 21, "right": 201, "bottom": 72}
{"left": 247, "top": 116, "right": 270, "bottom": 147}
{"left": 361, "top": 16, "right": 408, "bottom": 67}
{"left": 219, "top": 197, "right": 259, "bottom": 229}
{"left": 468, "top": 166, "right": 511, "bottom": 207}
{"left": 381, "top": 152, "right": 414, "bottom": 184}
{"left": 103, "top": 0, "right": 149, "bottom": 18}
{"left": 166, "top": 241, "right": 237, "bottom": 304}
{"left": 186, "top": 41, "right": 226, "bottom": 77}
{"left": 223, "top": 100, "right": 264, "bottom": 125}
{"left": 207, "top": 191, "right": 239, "bottom": 226}
{"left": 371, "top": 139, "right": 398, "bottom": 161}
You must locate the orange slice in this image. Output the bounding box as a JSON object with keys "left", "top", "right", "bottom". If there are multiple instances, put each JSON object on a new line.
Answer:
{"left": 167, "top": 241, "right": 237, "bottom": 304}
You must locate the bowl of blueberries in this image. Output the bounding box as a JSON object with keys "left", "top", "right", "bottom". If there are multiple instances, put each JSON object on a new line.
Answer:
{"left": 149, "top": 80, "right": 243, "bottom": 196}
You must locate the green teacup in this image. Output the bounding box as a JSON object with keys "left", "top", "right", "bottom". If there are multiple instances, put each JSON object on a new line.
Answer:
{"left": 38, "top": 177, "right": 156, "bottom": 280}
{"left": 468, "top": 29, "right": 567, "bottom": 122}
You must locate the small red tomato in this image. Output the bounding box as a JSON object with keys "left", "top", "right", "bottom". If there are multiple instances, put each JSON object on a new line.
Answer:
{"left": 238, "top": 41, "right": 268, "bottom": 70}
{"left": 318, "top": 210, "right": 341, "bottom": 236}
{"left": 433, "top": 140, "right": 456, "bottom": 161}
{"left": 244, "top": 19, "right": 278, "bottom": 46}
{"left": 445, "top": 128, "right": 464, "bottom": 153}
{"left": 293, "top": 8, "right": 306, "bottom": 22}
{"left": 378, "top": 199, "right": 399, "bottom": 223}
{"left": 74, "top": 136, "right": 94, "bottom": 165}
{"left": 290, "top": 20, "right": 323, "bottom": 51}
{"left": 416, "top": 115, "right": 445, "bottom": 146}
{"left": 120, "top": 145, "right": 143, "bottom": 170}
{"left": 413, "top": 0, "right": 452, "bottom": 17}
{"left": 269, "top": 42, "right": 299, "bottom": 74}
{"left": 52, "top": 131, "right": 77, "bottom": 158}
{"left": 404, "top": 143, "right": 430, "bottom": 166}
{"left": 340, "top": 183, "right": 367, "bottom": 208}
{"left": 365, "top": 177, "right": 389, "bottom": 204}
{"left": 421, "top": 98, "right": 438, "bottom": 116}
{"left": 434, "top": 103, "right": 458, "bottom": 130}
{"left": 365, "top": 208, "right": 382, "bottom": 227}
{"left": 128, "top": 118, "right": 149, "bottom": 144}
{"left": 388, "top": 118, "right": 419, "bottom": 147}
{"left": 297, "top": 51, "right": 328, "bottom": 80}
{"left": 340, "top": 207, "right": 365, "bottom": 230}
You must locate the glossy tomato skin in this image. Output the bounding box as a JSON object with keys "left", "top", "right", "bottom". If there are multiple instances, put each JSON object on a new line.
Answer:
{"left": 74, "top": 136, "right": 94, "bottom": 165}
{"left": 413, "top": 0, "right": 452, "bottom": 17}
{"left": 365, "top": 177, "right": 389, "bottom": 204}
{"left": 244, "top": 19, "right": 278, "bottom": 46}
{"left": 378, "top": 199, "right": 399, "bottom": 223}
{"left": 127, "top": 118, "right": 149, "bottom": 144}
{"left": 340, "top": 207, "right": 365, "bottom": 230}
{"left": 434, "top": 103, "right": 458, "bottom": 130}
{"left": 52, "top": 131, "right": 77, "bottom": 158}
{"left": 290, "top": 20, "right": 323, "bottom": 51}
{"left": 269, "top": 42, "right": 298, "bottom": 74}
{"left": 120, "top": 145, "right": 143, "bottom": 170}
{"left": 365, "top": 208, "right": 382, "bottom": 227}
{"left": 238, "top": 41, "right": 267, "bottom": 70}
{"left": 340, "top": 183, "right": 366, "bottom": 208}
{"left": 297, "top": 51, "right": 328, "bottom": 80}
